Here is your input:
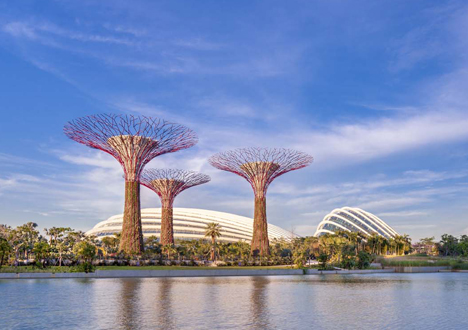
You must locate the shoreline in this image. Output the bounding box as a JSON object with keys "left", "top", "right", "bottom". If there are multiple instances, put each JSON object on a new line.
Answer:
{"left": 1, "top": 267, "right": 467, "bottom": 279}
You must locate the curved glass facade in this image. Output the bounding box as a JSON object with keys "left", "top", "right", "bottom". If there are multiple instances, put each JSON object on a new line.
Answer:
{"left": 86, "top": 208, "right": 296, "bottom": 243}
{"left": 314, "top": 207, "right": 398, "bottom": 239}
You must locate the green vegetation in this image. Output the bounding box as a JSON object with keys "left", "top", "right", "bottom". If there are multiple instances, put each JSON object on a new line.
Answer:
{"left": 413, "top": 235, "right": 468, "bottom": 257}
{"left": 1, "top": 221, "right": 467, "bottom": 273}
{"left": 377, "top": 255, "right": 468, "bottom": 269}
{"left": 0, "top": 265, "right": 289, "bottom": 273}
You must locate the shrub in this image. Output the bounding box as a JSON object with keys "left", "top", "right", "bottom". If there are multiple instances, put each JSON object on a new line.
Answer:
{"left": 317, "top": 253, "right": 328, "bottom": 270}
{"left": 73, "top": 262, "right": 95, "bottom": 273}
{"left": 340, "top": 254, "right": 356, "bottom": 270}
{"left": 357, "top": 251, "right": 372, "bottom": 269}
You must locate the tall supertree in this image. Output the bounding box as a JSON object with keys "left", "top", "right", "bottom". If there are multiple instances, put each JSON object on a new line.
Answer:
{"left": 64, "top": 114, "right": 197, "bottom": 254}
{"left": 140, "top": 169, "right": 210, "bottom": 245}
{"left": 209, "top": 147, "right": 313, "bottom": 256}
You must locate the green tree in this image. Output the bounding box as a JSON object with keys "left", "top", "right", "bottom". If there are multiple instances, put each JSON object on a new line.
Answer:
{"left": 317, "top": 253, "right": 328, "bottom": 270}
{"left": 458, "top": 235, "right": 468, "bottom": 257}
{"left": 144, "top": 235, "right": 160, "bottom": 254}
{"left": 357, "top": 251, "right": 372, "bottom": 269}
{"left": 440, "top": 234, "right": 458, "bottom": 256}
{"left": 162, "top": 244, "right": 177, "bottom": 260}
{"left": 73, "top": 241, "right": 97, "bottom": 262}
{"left": 340, "top": 245, "right": 356, "bottom": 270}
{"left": 33, "top": 241, "right": 51, "bottom": 268}
{"left": 102, "top": 235, "right": 120, "bottom": 255}
{"left": 0, "top": 238, "right": 12, "bottom": 267}
{"left": 45, "top": 227, "right": 75, "bottom": 266}
{"left": 11, "top": 222, "right": 40, "bottom": 261}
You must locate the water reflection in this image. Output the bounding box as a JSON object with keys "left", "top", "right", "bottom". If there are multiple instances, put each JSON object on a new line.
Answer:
{"left": 118, "top": 279, "right": 141, "bottom": 330}
{"left": 1, "top": 274, "right": 468, "bottom": 329}
{"left": 157, "top": 278, "right": 175, "bottom": 330}
{"left": 250, "top": 277, "right": 270, "bottom": 330}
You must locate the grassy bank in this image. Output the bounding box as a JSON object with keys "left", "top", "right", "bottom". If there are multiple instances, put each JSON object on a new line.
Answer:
{"left": 378, "top": 255, "right": 468, "bottom": 269}
{"left": 0, "top": 265, "right": 292, "bottom": 273}
{"left": 0, "top": 266, "right": 81, "bottom": 273}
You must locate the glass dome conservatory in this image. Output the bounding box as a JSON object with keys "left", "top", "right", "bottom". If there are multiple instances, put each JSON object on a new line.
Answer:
{"left": 86, "top": 208, "right": 296, "bottom": 243}
{"left": 314, "top": 207, "right": 398, "bottom": 239}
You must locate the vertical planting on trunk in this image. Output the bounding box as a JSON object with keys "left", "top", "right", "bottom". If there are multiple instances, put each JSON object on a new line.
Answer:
{"left": 120, "top": 181, "right": 143, "bottom": 254}
{"left": 251, "top": 195, "right": 269, "bottom": 256}
{"left": 160, "top": 205, "right": 174, "bottom": 245}
{"left": 63, "top": 114, "right": 198, "bottom": 255}
{"left": 209, "top": 148, "right": 313, "bottom": 257}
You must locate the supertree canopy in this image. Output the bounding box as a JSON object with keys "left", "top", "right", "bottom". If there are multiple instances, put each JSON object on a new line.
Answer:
{"left": 140, "top": 169, "right": 210, "bottom": 245}
{"left": 209, "top": 147, "right": 313, "bottom": 256}
{"left": 64, "top": 114, "right": 197, "bottom": 254}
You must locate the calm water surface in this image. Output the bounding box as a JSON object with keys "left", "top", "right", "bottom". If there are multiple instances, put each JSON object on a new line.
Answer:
{"left": 1, "top": 273, "right": 467, "bottom": 330}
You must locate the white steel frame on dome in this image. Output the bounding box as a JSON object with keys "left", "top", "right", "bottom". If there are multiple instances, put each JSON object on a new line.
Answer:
{"left": 314, "top": 207, "right": 398, "bottom": 239}
{"left": 86, "top": 208, "right": 297, "bottom": 243}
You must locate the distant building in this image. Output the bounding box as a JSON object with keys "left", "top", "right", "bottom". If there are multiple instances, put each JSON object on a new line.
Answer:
{"left": 86, "top": 208, "right": 297, "bottom": 243}
{"left": 314, "top": 207, "right": 398, "bottom": 239}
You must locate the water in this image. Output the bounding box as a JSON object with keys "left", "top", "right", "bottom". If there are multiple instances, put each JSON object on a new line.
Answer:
{"left": 1, "top": 273, "right": 467, "bottom": 330}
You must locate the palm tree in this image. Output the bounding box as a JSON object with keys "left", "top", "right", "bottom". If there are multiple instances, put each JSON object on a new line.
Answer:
{"left": 394, "top": 235, "right": 405, "bottom": 256}
{"left": 368, "top": 233, "right": 379, "bottom": 254}
{"left": 402, "top": 234, "right": 412, "bottom": 255}
{"left": 162, "top": 244, "right": 177, "bottom": 260}
{"left": 102, "top": 236, "right": 120, "bottom": 255}
{"left": 205, "top": 222, "right": 221, "bottom": 261}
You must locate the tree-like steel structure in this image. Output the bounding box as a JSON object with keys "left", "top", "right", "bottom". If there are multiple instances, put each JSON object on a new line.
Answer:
{"left": 209, "top": 147, "right": 313, "bottom": 256}
{"left": 140, "top": 169, "right": 210, "bottom": 245}
{"left": 64, "top": 114, "right": 197, "bottom": 254}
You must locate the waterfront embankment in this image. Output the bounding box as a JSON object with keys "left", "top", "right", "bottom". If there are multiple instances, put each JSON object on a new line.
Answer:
{"left": 1, "top": 267, "right": 467, "bottom": 279}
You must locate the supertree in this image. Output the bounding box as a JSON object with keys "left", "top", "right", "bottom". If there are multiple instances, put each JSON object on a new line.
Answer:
{"left": 140, "top": 169, "right": 210, "bottom": 245}
{"left": 64, "top": 114, "right": 197, "bottom": 254}
{"left": 209, "top": 147, "right": 313, "bottom": 256}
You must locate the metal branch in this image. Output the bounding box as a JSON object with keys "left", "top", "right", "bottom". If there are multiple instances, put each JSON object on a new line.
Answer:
{"left": 63, "top": 114, "right": 198, "bottom": 254}
{"left": 64, "top": 114, "right": 198, "bottom": 181}
{"left": 208, "top": 147, "right": 313, "bottom": 197}
{"left": 208, "top": 147, "right": 313, "bottom": 256}
{"left": 140, "top": 168, "right": 211, "bottom": 207}
{"left": 140, "top": 168, "right": 210, "bottom": 246}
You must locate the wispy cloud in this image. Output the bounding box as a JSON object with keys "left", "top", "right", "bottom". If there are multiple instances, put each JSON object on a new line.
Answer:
{"left": 0, "top": 152, "right": 56, "bottom": 168}
{"left": 3, "top": 21, "right": 135, "bottom": 46}
{"left": 293, "top": 111, "right": 468, "bottom": 167}
{"left": 379, "top": 211, "right": 429, "bottom": 217}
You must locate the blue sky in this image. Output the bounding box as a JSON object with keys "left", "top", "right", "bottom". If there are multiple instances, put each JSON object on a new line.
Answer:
{"left": 1, "top": 0, "right": 468, "bottom": 240}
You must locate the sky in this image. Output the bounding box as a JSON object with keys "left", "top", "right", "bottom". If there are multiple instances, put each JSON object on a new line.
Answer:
{"left": 0, "top": 0, "right": 468, "bottom": 241}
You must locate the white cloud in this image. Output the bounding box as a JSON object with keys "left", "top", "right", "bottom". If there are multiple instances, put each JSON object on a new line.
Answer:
{"left": 292, "top": 224, "right": 317, "bottom": 237}
{"left": 292, "top": 111, "right": 468, "bottom": 167}
{"left": 3, "top": 21, "right": 135, "bottom": 46}
{"left": 378, "top": 211, "right": 428, "bottom": 217}
{"left": 3, "top": 22, "right": 37, "bottom": 39}
{"left": 394, "top": 224, "right": 436, "bottom": 230}
{"left": 59, "top": 152, "right": 121, "bottom": 169}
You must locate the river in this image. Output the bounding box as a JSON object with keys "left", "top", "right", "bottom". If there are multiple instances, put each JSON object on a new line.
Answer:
{"left": 1, "top": 273, "right": 467, "bottom": 329}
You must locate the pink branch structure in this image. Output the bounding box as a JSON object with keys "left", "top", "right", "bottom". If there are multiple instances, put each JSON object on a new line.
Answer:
{"left": 209, "top": 147, "right": 313, "bottom": 256}
{"left": 140, "top": 169, "right": 210, "bottom": 246}
{"left": 64, "top": 114, "right": 198, "bottom": 254}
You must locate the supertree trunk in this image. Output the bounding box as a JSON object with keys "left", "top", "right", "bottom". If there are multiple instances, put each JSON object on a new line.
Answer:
{"left": 120, "top": 181, "right": 144, "bottom": 254}
{"left": 64, "top": 114, "right": 198, "bottom": 256}
{"left": 208, "top": 148, "right": 313, "bottom": 257}
{"left": 251, "top": 195, "right": 270, "bottom": 256}
{"left": 160, "top": 201, "right": 174, "bottom": 246}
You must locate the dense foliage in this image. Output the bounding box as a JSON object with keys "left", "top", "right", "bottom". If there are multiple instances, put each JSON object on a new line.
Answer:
{"left": 1, "top": 221, "right": 464, "bottom": 271}
{"left": 415, "top": 235, "right": 468, "bottom": 257}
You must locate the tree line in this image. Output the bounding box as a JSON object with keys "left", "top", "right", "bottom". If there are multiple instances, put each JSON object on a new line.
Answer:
{"left": 415, "top": 234, "right": 468, "bottom": 257}
{"left": 1, "top": 221, "right": 466, "bottom": 271}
